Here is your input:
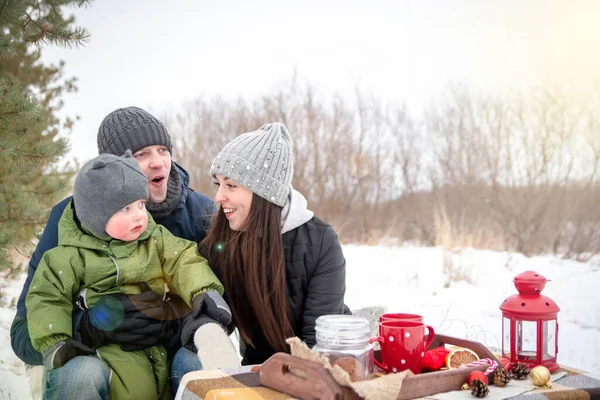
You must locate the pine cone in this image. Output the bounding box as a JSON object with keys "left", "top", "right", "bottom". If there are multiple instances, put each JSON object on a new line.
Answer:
{"left": 493, "top": 368, "right": 512, "bottom": 387}
{"left": 509, "top": 362, "right": 530, "bottom": 380}
{"left": 470, "top": 379, "right": 490, "bottom": 398}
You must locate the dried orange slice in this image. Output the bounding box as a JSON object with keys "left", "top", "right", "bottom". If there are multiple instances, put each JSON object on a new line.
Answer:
{"left": 445, "top": 348, "right": 479, "bottom": 369}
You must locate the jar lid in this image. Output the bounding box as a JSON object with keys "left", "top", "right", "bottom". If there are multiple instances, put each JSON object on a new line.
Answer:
{"left": 315, "top": 315, "right": 371, "bottom": 346}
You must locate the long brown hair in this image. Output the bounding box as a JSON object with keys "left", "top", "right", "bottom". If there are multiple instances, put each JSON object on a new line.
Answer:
{"left": 201, "top": 195, "right": 294, "bottom": 352}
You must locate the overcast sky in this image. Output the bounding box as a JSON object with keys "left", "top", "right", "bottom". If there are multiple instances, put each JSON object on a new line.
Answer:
{"left": 42, "top": 0, "right": 600, "bottom": 164}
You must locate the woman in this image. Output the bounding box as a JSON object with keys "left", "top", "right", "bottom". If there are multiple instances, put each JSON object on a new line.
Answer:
{"left": 202, "top": 122, "right": 350, "bottom": 365}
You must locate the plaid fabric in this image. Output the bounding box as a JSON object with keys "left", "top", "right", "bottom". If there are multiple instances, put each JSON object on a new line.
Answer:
{"left": 176, "top": 365, "right": 600, "bottom": 400}
{"left": 175, "top": 366, "right": 295, "bottom": 400}
{"left": 509, "top": 371, "right": 600, "bottom": 400}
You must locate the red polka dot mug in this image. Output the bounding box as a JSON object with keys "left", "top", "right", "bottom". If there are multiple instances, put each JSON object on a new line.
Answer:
{"left": 369, "top": 320, "right": 435, "bottom": 374}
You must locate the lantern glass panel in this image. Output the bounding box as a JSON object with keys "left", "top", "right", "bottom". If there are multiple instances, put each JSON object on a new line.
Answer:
{"left": 503, "top": 317, "right": 511, "bottom": 358}
{"left": 516, "top": 320, "right": 537, "bottom": 360}
{"left": 543, "top": 319, "right": 557, "bottom": 360}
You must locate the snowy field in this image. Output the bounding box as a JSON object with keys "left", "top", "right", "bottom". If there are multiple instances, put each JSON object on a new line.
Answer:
{"left": 1, "top": 245, "right": 599, "bottom": 399}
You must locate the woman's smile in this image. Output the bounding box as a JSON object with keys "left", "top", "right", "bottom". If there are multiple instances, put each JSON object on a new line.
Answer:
{"left": 213, "top": 175, "right": 254, "bottom": 231}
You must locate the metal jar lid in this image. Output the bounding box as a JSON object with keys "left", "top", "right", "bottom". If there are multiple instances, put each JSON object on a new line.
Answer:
{"left": 315, "top": 315, "right": 371, "bottom": 347}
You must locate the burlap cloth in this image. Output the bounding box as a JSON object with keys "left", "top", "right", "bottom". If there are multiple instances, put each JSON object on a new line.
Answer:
{"left": 287, "top": 337, "right": 411, "bottom": 400}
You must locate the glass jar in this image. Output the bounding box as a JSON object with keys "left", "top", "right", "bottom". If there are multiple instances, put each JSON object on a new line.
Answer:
{"left": 312, "top": 314, "right": 374, "bottom": 381}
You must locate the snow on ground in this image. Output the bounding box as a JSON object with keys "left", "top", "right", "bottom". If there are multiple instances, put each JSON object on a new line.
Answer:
{"left": 1, "top": 276, "right": 30, "bottom": 400}
{"left": 1, "top": 245, "right": 599, "bottom": 399}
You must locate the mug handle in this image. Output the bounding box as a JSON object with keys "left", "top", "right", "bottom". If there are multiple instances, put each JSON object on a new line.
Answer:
{"left": 424, "top": 325, "right": 435, "bottom": 351}
{"left": 369, "top": 337, "right": 388, "bottom": 372}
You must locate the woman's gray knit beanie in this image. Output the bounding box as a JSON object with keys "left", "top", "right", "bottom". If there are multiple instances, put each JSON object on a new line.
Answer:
{"left": 210, "top": 123, "right": 293, "bottom": 207}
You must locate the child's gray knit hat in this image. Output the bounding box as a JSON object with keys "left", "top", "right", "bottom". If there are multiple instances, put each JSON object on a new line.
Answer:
{"left": 211, "top": 123, "right": 293, "bottom": 207}
{"left": 74, "top": 151, "right": 148, "bottom": 237}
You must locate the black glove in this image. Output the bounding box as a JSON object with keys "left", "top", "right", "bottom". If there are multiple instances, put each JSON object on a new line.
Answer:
{"left": 78, "top": 284, "right": 189, "bottom": 351}
{"left": 120, "top": 289, "right": 191, "bottom": 352}
{"left": 181, "top": 291, "right": 233, "bottom": 352}
{"left": 43, "top": 339, "right": 96, "bottom": 371}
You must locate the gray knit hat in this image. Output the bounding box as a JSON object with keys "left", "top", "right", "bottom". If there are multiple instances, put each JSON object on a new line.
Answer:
{"left": 74, "top": 151, "right": 149, "bottom": 237}
{"left": 97, "top": 106, "right": 172, "bottom": 156}
{"left": 211, "top": 122, "right": 293, "bottom": 207}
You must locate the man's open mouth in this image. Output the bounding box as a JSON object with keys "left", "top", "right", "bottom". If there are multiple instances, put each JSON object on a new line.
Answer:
{"left": 151, "top": 175, "right": 165, "bottom": 184}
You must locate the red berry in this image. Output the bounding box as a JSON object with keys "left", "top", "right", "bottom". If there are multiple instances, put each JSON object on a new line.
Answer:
{"left": 467, "top": 371, "right": 489, "bottom": 385}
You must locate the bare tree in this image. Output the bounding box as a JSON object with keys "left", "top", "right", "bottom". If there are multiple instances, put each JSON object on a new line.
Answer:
{"left": 162, "top": 76, "right": 600, "bottom": 257}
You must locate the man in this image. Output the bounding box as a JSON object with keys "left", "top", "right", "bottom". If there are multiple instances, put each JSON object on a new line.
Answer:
{"left": 11, "top": 106, "right": 216, "bottom": 398}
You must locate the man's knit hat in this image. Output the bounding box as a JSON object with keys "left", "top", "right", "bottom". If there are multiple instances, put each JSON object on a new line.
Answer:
{"left": 74, "top": 151, "right": 149, "bottom": 237}
{"left": 97, "top": 106, "right": 172, "bottom": 156}
{"left": 211, "top": 122, "right": 293, "bottom": 207}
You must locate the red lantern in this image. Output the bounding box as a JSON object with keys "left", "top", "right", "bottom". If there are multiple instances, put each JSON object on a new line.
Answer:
{"left": 500, "top": 271, "right": 560, "bottom": 372}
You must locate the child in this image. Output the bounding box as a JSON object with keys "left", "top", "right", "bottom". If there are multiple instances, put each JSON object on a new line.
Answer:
{"left": 26, "top": 151, "right": 238, "bottom": 400}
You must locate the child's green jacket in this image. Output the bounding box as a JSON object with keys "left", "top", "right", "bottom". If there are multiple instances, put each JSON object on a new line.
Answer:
{"left": 26, "top": 201, "right": 223, "bottom": 399}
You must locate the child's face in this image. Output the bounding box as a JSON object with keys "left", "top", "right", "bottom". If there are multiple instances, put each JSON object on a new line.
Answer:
{"left": 213, "top": 174, "right": 253, "bottom": 231}
{"left": 105, "top": 199, "right": 149, "bottom": 241}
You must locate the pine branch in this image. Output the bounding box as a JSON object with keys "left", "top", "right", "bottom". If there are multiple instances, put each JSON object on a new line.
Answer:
{"left": 0, "top": 35, "right": 14, "bottom": 59}
{"left": 23, "top": 13, "right": 90, "bottom": 48}
{"left": 0, "top": 0, "right": 88, "bottom": 274}
{"left": 0, "top": 0, "right": 29, "bottom": 25}
{"left": 74, "top": 0, "right": 92, "bottom": 7}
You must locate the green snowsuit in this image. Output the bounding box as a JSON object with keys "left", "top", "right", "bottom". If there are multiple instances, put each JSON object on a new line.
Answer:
{"left": 26, "top": 201, "right": 223, "bottom": 400}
